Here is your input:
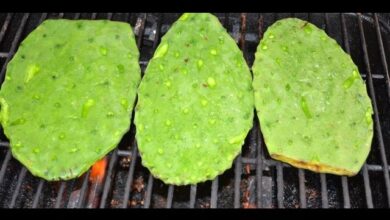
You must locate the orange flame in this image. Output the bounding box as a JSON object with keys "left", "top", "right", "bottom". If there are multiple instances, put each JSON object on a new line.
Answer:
{"left": 89, "top": 157, "right": 107, "bottom": 183}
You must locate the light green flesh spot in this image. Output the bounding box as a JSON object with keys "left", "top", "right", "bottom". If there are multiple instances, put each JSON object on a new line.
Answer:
{"left": 153, "top": 43, "right": 169, "bottom": 59}
{"left": 0, "top": 19, "right": 141, "bottom": 180}
{"left": 135, "top": 13, "right": 254, "bottom": 185}
{"left": 252, "top": 18, "right": 373, "bottom": 176}
{"left": 25, "top": 64, "right": 40, "bottom": 83}
{"left": 81, "top": 99, "right": 95, "bottom": 118}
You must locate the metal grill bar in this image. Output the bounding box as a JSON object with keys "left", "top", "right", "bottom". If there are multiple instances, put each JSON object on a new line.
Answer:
{"left": 76, "top": 170, "right": 91, "bottom": 208}
{"left": 367, "top": 164, "right": 390, "bottom": 171}
{"left": 121, "top": 145, "right": 138, "bottom": 208}
{"left": 152, "top": 13, "right": 163, "bottom": 49}
{"left": 117, "top": 150, "right": 131, "bottom": 157}
{"left": 0, "top": 13, "right": 29, "bottom": 81}
{"left": 255, "top": 13, "right": 267, "bottom": 209}
{"left": 341, "top": 177, "right": 351, "bottom": 208}
{"left": 230, "top": 157, "right": 390, "bottom": 171}
{"left": 210, "top": 13, "right": 234, "bottom": 209}
{"left": 371, "top": 7, "right": 390, "bottom": 194}
{"left": 256, "top": 137, "right": 264, "bottom": 208}
{"left": 319, "top": 13, "right": 331, "bottom": 209}
{"left": 0, "top": 150, "right": 11, "bottom": 184}
{"left": 358, "top": 14, "right": 390, "bottom": 207}
{"left": 74, "top": 13, "right": 112, "bottom": 207}
{"left": 142, "top": 13, "right": 164, "bottom": 209}
{"left": 86, "top": 156, "right": 107, "bottom": 208}
{"left": 0, "top": 13, "right": 12, "bottom": 43}
{"left": 210, "top": 177, "right": 219, "bottom": 208}
{"left": 189, "top": 185, "right": 197, "bottom": 208}
{"left": 276, "top": 163, "right": 284, "bottom": 208}
{"left": 255, "top": 123, "right": 265, "bottom": 208}
{"left": 54, "top": 15, "right": 84, "bottom": 210}
{"left": 9, "top": 167, "right": 26, "bottom": 208}
{"left": 143, "top": 175, "right": 153, "bottom": 208}
{"left": 339, "top": 13, "right": 352, "bottom": 209}
{"left": 374, "top": 13, "right": 390, "bottom": 99}
{"left": 239, "top": 13, "right": 247, "bottom": 60}
{"left": 99, "top": 150, "right": 118, "bottom": 208}
{"left": 298, "top": 169, "right": 307, "bottom": 208}
{"left": 32, "top": 180, "right": 44, "bottom": 208}
{"left": 234, "top": 156, "right": 242, "bottom": 208}
{"left": 362, "top": 164, "right": 374, "bottom": 208}
{"left": 166, "top": 185, "right": 174, "bottom": 208}
{"left": 92, "top": 13, "right": 123, "bottom": 208}
{"left": 233, "top": 12, "right": 245, "bottom": 209}
{"left": 138, "top": 60, "right": 148, "bottom": 66}
{"left": 135, "top": 13, "right": 147, "bottom": 52}
{"left": 320, "top": 173, "right": 329, "bottom": 208}
{"left": 120, "top": 12, "right": 147, "bottom": 209}
{"left": 363, "top": 74, "right": 385, "bottom": 79}
{"left": 54, "top": 182, "right": 66, "bottom": 208}
{"left": 38, "top": 13, "right": 48, "bottom": 24}
{"left": 45, "top": 13, "right": 77, "bottom": 208}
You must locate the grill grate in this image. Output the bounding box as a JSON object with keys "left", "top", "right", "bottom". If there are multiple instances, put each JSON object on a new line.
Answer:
{"left": 0, "top": 12, "right": 390, "bottom": 208}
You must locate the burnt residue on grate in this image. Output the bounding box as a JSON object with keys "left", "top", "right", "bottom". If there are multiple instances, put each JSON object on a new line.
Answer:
{"left": 282, "top": 168, "right": 299, "bottom": 208}
{"left": 1, "top": 13, "right": 390, "bottom": 208}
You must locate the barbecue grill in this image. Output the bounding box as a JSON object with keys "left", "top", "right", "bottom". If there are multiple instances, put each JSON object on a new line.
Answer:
{"left": 0, "top": 12, "right": 389, "bottom": 208}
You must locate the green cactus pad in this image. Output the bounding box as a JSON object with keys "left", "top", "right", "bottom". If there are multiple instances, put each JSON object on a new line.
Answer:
{"left": 252, "top": 18, "right": 373, "bottom": 176}
{"left": 135, "top": 13, "right": 254, "bottom": 185}
{"left": 0, "top": 19, "right": 141, "bottom": 180}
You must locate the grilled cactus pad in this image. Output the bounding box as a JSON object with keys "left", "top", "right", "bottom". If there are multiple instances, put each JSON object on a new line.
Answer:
{"left": 252, "top": 18, "right": 373, "bottom": 176}
{"left": 135, "top": 13, "right": 254, "bottom": 185}
{"left": 0, "top": 20, "right": 141, "bottom": 180}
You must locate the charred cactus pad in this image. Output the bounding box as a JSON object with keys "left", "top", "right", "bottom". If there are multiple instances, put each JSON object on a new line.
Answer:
{"left": 0, "top": 20, "right": 141, "bottom": 180}
{"left": 252, "top": 18, "right": 373, "bottom": 176}
{"left": 135, "top": 13, "right": 254, "bottom": 185}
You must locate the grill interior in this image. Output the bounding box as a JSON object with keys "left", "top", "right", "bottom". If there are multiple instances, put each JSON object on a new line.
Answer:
{"left": 0, "top": 12, "right": 390, "bottom": 208}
